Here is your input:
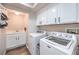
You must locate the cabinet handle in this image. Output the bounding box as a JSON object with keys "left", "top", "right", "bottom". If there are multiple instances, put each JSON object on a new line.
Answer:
{"left": 47, "top": 46, "right": 51, "bottom": 48}
{"left": 58, "top": 17, "right": 60, "bottom": 23}
{"left": 16, "top": 37, "right": 17, "bottom": 40}
{"left": 39, "top": 21, "right": 42, "bottom": 24}
{"left": 55, "top": 18, "right": 56, "bottom": 23}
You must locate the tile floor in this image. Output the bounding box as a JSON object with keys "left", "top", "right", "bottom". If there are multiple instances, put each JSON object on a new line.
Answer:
{"left": 6, "top": 46, "right": 31, "bottom": 55}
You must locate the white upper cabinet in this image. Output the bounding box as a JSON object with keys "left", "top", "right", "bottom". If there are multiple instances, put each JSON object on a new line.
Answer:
{"left": 77, "top": 3, "right": 79, "bottom": 22}
{"left": 36, "top": 3, "right": 77, "bottom": 26}
{"left": 36, "top": 13, "right": 43, "bottom": 25}
{"left": 36, "top": 4, "right": 58, "bottom": 26}
{"left": 36, "top": 9, "right": 48, "bottom": 25}
{"left": 47, "top": 5, "right": 58, "bottom": 24}
{"left": 59, "top": 3, "right": 77, "bottom": 24}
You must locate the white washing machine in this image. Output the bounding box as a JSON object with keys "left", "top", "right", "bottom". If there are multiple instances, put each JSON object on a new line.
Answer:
{"left": 27, "top": 33, "right": 46, "bottom": 55}
{"left": 40, "top": 32, "right": 77, "bottom": 55}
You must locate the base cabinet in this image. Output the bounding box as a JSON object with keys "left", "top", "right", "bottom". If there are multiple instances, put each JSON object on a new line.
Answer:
{"left": 6, "top": 32, "right": 26, "bottom": 49}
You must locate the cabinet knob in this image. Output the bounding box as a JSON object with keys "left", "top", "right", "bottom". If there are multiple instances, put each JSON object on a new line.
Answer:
{"left": 16, "top": 37, "right": 17, "bottom": 40}
{"left": 55, "top": 18, "right": 56, "bottom": 23}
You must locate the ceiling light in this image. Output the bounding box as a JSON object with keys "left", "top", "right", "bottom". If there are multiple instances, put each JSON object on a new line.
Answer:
{"left": 21, "top": 3, "right": 38, "bottom": 8}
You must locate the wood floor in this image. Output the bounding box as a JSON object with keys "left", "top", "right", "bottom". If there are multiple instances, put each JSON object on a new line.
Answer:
{"left": 5, "top": 45, "right": 79, "bottom": 55}
{"left": 6, "top": 46, "right": 31, "bottom": 55}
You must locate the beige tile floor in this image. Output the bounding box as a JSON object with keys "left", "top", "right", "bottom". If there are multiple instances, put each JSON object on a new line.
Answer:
{"left": 6, "top": 46, "right": 31, "bottom": 55}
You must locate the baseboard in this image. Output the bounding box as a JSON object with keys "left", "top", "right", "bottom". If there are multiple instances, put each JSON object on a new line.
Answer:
{"left": 3, "top": 50, "right": 6, "bottom": 55}
{"left": 6, "top": 44, "right": 26, "bottom": 51}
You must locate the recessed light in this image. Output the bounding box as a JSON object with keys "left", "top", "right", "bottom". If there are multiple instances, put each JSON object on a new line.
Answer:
{"left": 21, "top": 3, "right": 38, "bottom": 8}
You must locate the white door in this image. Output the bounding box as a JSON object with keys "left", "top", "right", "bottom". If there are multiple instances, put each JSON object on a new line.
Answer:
{"left": 77, "top": 3, "right": 79, "bottom": 22}
{"left": 6, "top": 34, "right": 18, "bottom": 49}
{"left": 41, "top": 10, "right": 48, "bottom": 25}
{"left": 18, "top": 33, "right": 26, "bottom": 45}
{"left": 36, "top": 15, "right": 41, "bottom": 25}
{"left": 47, "top": 5, "right": 58, "bottom": 24}
{"left": 59, "top": 3, "right": 77, "bottom": 24}
{"left": 36, "top": 13, "right": 43, "bottom": 25}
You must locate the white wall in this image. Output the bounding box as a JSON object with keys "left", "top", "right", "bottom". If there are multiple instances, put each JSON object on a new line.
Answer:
{"left": 6, "top": 9, "right": 29, "bottom": 32}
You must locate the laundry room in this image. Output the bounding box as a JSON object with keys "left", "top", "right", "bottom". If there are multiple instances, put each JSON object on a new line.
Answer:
{"left": 0, "top": 3, "right": 79, "bottom": 55}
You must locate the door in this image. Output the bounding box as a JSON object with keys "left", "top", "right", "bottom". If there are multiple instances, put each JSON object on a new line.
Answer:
{"left": 59, "top": 3, "right": 77, "bottom": 23}
{"left": 36, "top": 14, "right": 41, "bottom": 25}
{"left": 41, "top": 10, "right": 48, "bottom": 25}
{"left": 77, "top": 3, "right": 79, "bottom": 22}
{"left": 36, "top": 13, "right": 43, "bottom": 25}
{"left": 47, "top": 5, "right": 58, "bottom": 24}
{"left": 18, "top": 33, "right": 26, "bottom": 45}
{"left": 6, "top": 34, "right": 17, "bottom": 49}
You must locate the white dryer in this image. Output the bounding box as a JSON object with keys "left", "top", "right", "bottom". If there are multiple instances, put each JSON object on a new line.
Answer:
{"left": 40, "top": 32, "right": 77, "bottom": 55}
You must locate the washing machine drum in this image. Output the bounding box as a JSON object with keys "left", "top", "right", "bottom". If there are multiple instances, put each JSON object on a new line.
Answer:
{"left": 46, "top": 36, "right": 71, "bottom": 46}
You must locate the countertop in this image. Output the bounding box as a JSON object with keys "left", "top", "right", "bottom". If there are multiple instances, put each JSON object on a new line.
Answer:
{"left": 6, "top": 30, "right": 27, "bottom": 35}
{"left": 29, "top": 33, "right": 46, "bottom": 37}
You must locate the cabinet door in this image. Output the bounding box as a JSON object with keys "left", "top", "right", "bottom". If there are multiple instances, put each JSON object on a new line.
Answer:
{"left": 59, "top": 3, "right": 77, "bottom": 23}
{"left": 41, "top": 10, "right": 48, "bottom": 25}
{"left": 47, "top": 5, "right": 58, "bottom": 24}
{"left": 36, "top": 15, "right": 41, "bottom": 25}
{"left": 18, "top": 33, "right": 26, "bottom": 45}
{"left": 6, "top": 34, "right": 17, "bottom": 49}
{"left": 36, "top": 13, "right": 43, "bottom": 25}
{"left": 77, "top": 3, "right": 79, "bottom": 22}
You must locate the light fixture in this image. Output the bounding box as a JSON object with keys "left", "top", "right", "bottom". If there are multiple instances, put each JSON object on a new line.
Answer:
{"left": 21, "top": 3, "right": 38, "bottom": 8}
{"left": 15, "top": 11, "right": 20, "bottom": 15}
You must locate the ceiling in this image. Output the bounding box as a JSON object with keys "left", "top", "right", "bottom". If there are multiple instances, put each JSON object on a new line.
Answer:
{"left": 21, "top": 3, "right": 38, "bottom": 8}
{"left": 2, "top": 3, "right": 49, "bottom": 13}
